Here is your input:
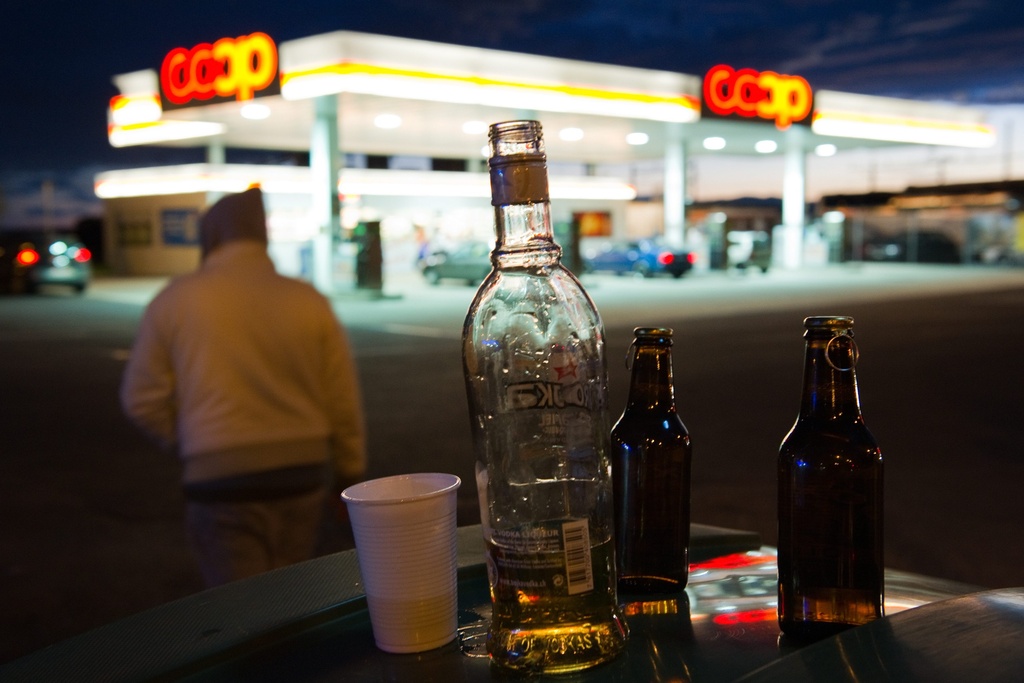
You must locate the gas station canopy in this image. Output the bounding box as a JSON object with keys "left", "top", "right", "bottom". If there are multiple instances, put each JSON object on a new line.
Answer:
{"left": 97, "top": 30, "right": 996, "bottom": 282}
{"left": 104, "top": 30, "right": 994, "bottom": 162}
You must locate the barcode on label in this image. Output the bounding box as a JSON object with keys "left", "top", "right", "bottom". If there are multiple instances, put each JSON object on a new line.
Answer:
{"left": 562, "top": 519, "right": 594, "bottom": 595}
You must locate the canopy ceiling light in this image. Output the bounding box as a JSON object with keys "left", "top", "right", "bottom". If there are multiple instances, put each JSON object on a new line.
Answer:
{"left": 558, "top": 127, "right": 584, "bottom": 142}
{"left": 373, "top": 113, "right": 403, "bottom": 129}
{"left": 703, "top": 136, "right": 726, "bottom": 150}
{"left": 462, "top": 120, "right": 488, "bottom": 135}
{"left": 240, "top": 103, "right": 272, "bottom": 120}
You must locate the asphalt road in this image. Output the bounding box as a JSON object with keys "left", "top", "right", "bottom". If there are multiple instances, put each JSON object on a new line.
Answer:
{"left": 3, "top": 262, "right": 1024, "bottom": 663}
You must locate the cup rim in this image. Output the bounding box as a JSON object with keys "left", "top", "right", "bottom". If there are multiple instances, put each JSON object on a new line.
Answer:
{"left": 341, "top": 472, "right": 461, "bottom": 506}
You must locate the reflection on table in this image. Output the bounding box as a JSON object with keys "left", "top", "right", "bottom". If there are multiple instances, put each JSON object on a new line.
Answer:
{"left": 1, "top": 524, "right": 998, "bottom": 682}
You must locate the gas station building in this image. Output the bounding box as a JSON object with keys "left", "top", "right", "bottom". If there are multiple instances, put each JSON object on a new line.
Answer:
{"left": 95, "top": 30, "right": 996, "bottom": 290}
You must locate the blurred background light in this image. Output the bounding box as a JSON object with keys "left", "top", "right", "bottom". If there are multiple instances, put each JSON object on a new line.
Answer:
{"left": 240, "top": 103, "right": 271, "bottom": 120}
{"left": 373, "top": 113, "right": 402, "bottom": 129}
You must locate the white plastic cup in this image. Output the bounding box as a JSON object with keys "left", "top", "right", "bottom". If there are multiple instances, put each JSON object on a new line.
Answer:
{"left": 341, "top": 472, "right": 462, "bottom": 653}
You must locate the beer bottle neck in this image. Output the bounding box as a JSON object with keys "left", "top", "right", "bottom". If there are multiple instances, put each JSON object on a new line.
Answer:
{"left": 626, "top": 343, "right": 676, "bottom": 412}
{"left": 799, "top": 334, "right": 863, "bottom": 420}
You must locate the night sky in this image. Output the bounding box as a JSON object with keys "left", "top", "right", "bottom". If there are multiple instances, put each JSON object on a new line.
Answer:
{"left": 3, "top": 0, "right": 1024, "bottom": 225}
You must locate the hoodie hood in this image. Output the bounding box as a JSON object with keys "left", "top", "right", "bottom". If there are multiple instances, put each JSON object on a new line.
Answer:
{"left": 200, "top": 187, "right": 268, "bottom": 259}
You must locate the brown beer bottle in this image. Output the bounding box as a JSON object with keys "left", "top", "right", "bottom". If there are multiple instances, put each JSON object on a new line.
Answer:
{"left": 612, "top": 327, "right": 692, "bottom": 593}
{"left": 777, "top": 316, "right": 883, "bottom": 641}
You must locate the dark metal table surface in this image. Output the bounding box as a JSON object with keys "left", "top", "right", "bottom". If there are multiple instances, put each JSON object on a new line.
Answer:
{"left": 4, "top": 524, "right": 1014, "bottom": 683}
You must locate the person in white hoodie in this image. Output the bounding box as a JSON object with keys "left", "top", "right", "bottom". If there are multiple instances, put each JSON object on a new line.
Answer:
{"left": 121, "top": 187, "right": 365, "bottom": 587}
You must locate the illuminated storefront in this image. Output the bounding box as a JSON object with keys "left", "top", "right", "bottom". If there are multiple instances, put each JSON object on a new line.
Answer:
{"left": 96, "top": 30, "right": 996, "bottom": 287}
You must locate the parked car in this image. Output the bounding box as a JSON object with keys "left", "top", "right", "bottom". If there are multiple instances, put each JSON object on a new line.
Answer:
{"left": 0, "top": 229, "right": 92, "bottom": 294}
{"left": 420, "top": 241, "right": 493, "bottom": 285}
{"left": 973, "top": 243, "right": 1024, "bottom": 265}
{"left": 727, "top": 230, "right": 772, "bottom": 273}
{"left": 583, "top": 239, "right": 696, "bottom": 278}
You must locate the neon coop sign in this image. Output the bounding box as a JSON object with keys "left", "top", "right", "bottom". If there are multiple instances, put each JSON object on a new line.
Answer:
{"left": 160, "top": 32, "right": 279, "bottom": 107}
{"left": 703, "top": 64, "right": 812, "bottom": 129}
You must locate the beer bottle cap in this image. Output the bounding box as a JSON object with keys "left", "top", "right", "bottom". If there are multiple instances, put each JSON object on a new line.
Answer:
{"left": 633, "top": 327, "right": 673, "bottom": 343}
{"left": 803, "top": 315, "right": 854, "bottom": 330}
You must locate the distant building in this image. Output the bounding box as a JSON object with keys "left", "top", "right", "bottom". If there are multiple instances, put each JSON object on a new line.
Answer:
{"left": 820, "top": 179, "right": 1024, "bottom": 264}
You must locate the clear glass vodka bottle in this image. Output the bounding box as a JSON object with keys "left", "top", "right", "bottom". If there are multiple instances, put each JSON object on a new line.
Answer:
{"left": 462, "top": 120, "right": 628, "bottom": 674}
